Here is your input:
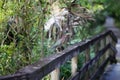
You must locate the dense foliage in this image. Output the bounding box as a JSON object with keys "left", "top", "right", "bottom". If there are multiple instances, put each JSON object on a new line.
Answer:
{"left": 0, "top": 0, "right": 49, "bottom": 75}
{"left": 1, "top": 0, "right": 118, "bottom": 79}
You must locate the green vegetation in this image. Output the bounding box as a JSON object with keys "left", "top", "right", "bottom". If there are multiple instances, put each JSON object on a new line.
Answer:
{"left": 0, "top": 0, "right": 118, "bottom": 79}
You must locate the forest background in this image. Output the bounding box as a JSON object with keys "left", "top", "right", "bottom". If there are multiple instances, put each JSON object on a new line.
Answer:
{"left": 0, "top": 0, "right": 120, "bottom": 79}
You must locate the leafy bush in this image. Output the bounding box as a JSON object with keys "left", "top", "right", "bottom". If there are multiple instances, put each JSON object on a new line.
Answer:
{"left": 0, "top": 0, "right": 105, "bottom": 78}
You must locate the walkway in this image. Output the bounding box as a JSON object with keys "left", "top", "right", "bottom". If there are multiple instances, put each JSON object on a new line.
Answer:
{"left": 100, "top": 17, "right": 120, "bottom": 80}
{"left": 104, "top": 16, "right": 120, "bottom": 60}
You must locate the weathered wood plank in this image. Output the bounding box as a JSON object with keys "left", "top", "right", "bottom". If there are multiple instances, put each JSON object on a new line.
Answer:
{"left": 0, "top": 73, "right": 27, "bottom": 80}
{"left": 71, "top": 55, "right": 78, "bottom": 76}
{"left": 85, "top": 47, "right": 90, "bottom": 80}
{"left": 51, "top": 68, "right": 60, "bottom": 80}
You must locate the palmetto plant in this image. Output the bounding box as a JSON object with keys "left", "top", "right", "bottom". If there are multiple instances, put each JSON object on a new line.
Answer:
{"left": 45, "top": 0, "right": 94, "bottom": 52}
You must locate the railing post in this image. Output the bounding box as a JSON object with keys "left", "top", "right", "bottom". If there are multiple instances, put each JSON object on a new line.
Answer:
{"left": 94, "top": 40, "right": 100, "bottom": 72}
{"left": 106, "top": 35, "right": 113, "bottom": 45}
{"left": 100, "top": 39, "right": 106, "bottom": 62}
{"left": 105, "top": 35, "right": 111, "bottom": 58}
{"left": 51, "top": 68, "right": 60, "bottom": 80}
{"left": 100, "top": 39, "right": 105, "bottom": 50}
{"left": 85, "top": 47, "right": 90, "bottom": 62}
{"left": 71, "top": 55, "right": 78, "bottom": 76}
{"left": 112, "top": 38, "right": 116, "bottom": 47}
{"left": 94, "top": 41, "right": 99, "bottom": 55}
{"left": 110, "top": 37, "right": 117, "bottom": 64}
{"left": 85, "top": 47, "right": 90, "bottom": 80}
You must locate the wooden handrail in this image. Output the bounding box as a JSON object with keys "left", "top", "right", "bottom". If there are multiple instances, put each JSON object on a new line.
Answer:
{"left": 0, "top": 30, "right": 117, "bottom": 80}
{"left": 70, "top": 43, "right": 117, "bottom": 80}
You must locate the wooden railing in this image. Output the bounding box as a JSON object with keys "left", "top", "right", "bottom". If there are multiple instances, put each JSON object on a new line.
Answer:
{"left": 0, "top": 30, "right": 117, "bottom": 80}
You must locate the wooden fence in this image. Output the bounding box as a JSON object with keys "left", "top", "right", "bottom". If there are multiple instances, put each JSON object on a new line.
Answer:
{"left": 0, "top": 30, "right": 117, "bottom": 80}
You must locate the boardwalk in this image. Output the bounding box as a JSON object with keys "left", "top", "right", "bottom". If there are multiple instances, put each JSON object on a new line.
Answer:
{"left": 100, "top": 17, "right": 120, "bottom": 80}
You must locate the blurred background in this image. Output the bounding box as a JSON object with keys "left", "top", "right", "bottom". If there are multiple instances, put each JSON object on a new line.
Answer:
{"left": 0, "top": 0, "right": 120, "bottom": 79}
